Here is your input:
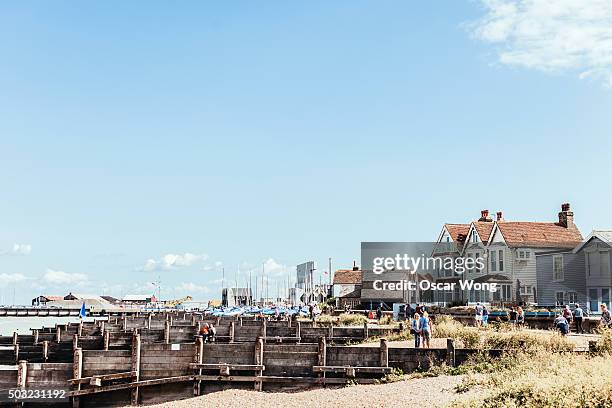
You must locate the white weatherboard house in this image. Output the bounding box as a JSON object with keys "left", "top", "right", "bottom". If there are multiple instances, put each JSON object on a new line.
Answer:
{"left": 433, "top": 204, "right": 583, "bottom": 305}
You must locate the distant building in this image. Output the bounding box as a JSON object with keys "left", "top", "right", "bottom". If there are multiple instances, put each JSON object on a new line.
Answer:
{"left": 64, "top": 293, "right": 108, "bottom": 303}
{"left": 100, "top": 295, "right": 120, "bottom": 304}
{"left": 222, "top": 288, "right": 252, "bottom": 307}
{"left": 31, "top": 295, "right": 63, "bottom": 306}
{"left": 537, "top": 230, "right": 612, "bottom": 312}
{"left": 122, "top": 294, "right": 156, "bottom": 305}
{"left": 333, "top": 264, "right": 362, "bottom": 309}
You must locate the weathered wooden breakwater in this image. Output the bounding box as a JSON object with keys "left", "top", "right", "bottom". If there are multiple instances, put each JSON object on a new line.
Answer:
{"left": 0, "top": 312, "right": 483, "bottom": 407}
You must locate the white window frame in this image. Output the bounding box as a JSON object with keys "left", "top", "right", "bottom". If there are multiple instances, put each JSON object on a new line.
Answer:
{"left": 490, "top": 250, "right": 497, "bottom": 272}
{"left": 567, "top": 292, "right": 578, "bottom": 304}
{"left": 498, "top": 249, "right": 504, "bottom": 272}
{"left": 555, "top": 291, "right": 565, "bottom": 306}
{"left": 553, "top": 255, "right": 564, "bottom": 282}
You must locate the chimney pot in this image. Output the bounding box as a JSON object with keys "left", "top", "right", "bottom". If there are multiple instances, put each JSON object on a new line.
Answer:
{"left": 558, "top": 203, "right": 574, "bottom": 228}
{"left": 496, "top": 211, "right": 503, "bottom": 221}
{"left": 479, "top": 210, "right": 492, "bottom": 222}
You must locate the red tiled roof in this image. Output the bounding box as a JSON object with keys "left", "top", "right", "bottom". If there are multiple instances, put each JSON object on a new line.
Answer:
{"left": 43, "top": 295, "right": 63, "bottom": 301}
{"left": 333, "top": 270, "right": 362, "bottom": 285}
{"left": 473, "top": 221, "right": 495, "bottom": 244}
{"left": 445, "top": 224, "right": 470, "bottom": 242}
{"left": 496, "top": 222, "right": 583, "bottom": 248}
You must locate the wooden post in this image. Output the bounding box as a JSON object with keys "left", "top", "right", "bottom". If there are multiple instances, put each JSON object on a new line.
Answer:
{"left": 164, "top": 320, "right": 170, "bottom": 344}
{"left": 446, "top": 338, "right": 456, "bottom": 367}
{"left": 72, "top": 348, "right": 83, "bottom": 408}
{"left": 56, "top": 326, "right": 61, "bottom": 343}
{"left": 33, "top": 329, "right": 39, "bottom": 345}
{"left": 131, "top": 332, "right": 141, "bottom": 405}
{"left": 14, "top": 344, "right": 19, "bottom": 364}
{"left": 262, "top": 319, "right": 267, "bottom": 339}
{"left": 100, "top": 321, "right": 105, "bottom": 335}
{"left": 363, "top": 321, "right": 369, "bottom": 339}
{"left": 216, "top": 316, "right": 221, "bottom": 326}
{"left": 380, "top": 338, "right": 388, "bottom": 368}
{"left": 254, "top": 337, "right": 264, "bottom": 391}
{"left": 104, "top": 330, "right": 110, "bottom": 351}
{"left": 123, "top": 315, "right": 128, "bottom": 331}
{"left": 78, "top": 321, "right": 83, "bottom": 336}
{"left": 240, "top": 317, "right": 243, "bottom": 327}
{"left": 191, "top": 314, "right": 196, "bottom": 326}
{"left": 147, "top": 314, "right": 152, "bottom": 330}
{"left": 296, "top": 321, "right": 301, "bottom": 343}
{"left": 194, "top": 336, "right": 204, "bottom": 396}
{"left": 329, "top": 324, "right": 334, "bottom": 339}
{"left": 318, "top": 336, "right": 327, "bottom": 366}
{"left": 287, "top": 315, "right": 292, "bottom": 328}
{"left": 169, "top": 315, "right": 173, "bottom": 326}
{"left": 72, "top": 334, "right": 79, "bottom": 351}
{"left": 17, "top": 360, "right": 27, "bottom": 388}
{"left": 229, "top": 321, "right": 235, "bottom": 343}
{"left": 12, "top": 332, "right": 18, "bottom": 345}
{"left": 42, "top": 341, "right": 49, "bottom": 362}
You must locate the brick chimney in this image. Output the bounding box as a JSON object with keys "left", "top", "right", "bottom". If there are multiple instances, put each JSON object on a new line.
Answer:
{"left": 496, "top": 211, "right": 503, "bottom": 221}
{"left": 558, "top": 203, "right": 574, "bottom": 228}
{"left": 479, "top": 210, "right": 492, "bottom": 222}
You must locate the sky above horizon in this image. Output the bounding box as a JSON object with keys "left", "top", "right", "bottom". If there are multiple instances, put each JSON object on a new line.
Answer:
{"left": 1, "top": 1, "right": 612, "bottom": 305}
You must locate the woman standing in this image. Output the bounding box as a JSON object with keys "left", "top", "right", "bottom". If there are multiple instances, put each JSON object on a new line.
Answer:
{"left": 411, "top": 313, "right": 421, "bottom": 348}
{"left": 419, "top": 312, "right": 432, "bottom": 348}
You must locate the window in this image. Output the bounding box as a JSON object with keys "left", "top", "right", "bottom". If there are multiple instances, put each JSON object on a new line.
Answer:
{"left": 517, "top": 249, "right": 531, "bottom": 260}
{"left": 555, "top": 291, "right": 564, "bottom": 306}
{"left": 467, "top": 253, "right": 473, "bottom": 274}
{"left": 502, "top": 284, "right": 512, "bottom": 301}
{"left": 520, "top": 285, "right": 533, "bottom": 295}
{"left": 553, "top": 255, "right": 564, "bottom": 281}
{"left": 471, "top": 231, "right": 478, "bottom": 243}
{"left": 498, "top": 250, "right": 504, "bottom": 271}
{"left": 603, "top": 289, "right": 610, "bottom": 310}
{"left": 602, "top": 252, "right": 610, "bottom": 276}
{"left": 567, "top": 292, "right": 578, "bottom": 304}
{"left": 587, "top": 251, "right": 596, "bottom": 277}
{"left": 589, "top": 288, "right": 599, "bottom": 313}
{"left": 490, "top": 250, "right": 497, "bottom": 272}
{"left": 475, "top": 252, "right": 482, "bottom": 272}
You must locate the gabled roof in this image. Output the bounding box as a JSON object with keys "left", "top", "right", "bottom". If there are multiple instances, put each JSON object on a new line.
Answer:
{"left": 41, "top": 295, "right": 63, "bottom": 301}
{"left": 573, "top": 230, "right": 612, "bottom": 253}
{"left": 444, "top": 224, "right": 470, "bottom": 242}
{"left": 473, "top": 221, "right": 495, "bottom": 244}
{"left": 495, "top": 222, "right": 582, "bottom": 248}
{"left": 333, "top": 269, "right": 362, "bottom": 285}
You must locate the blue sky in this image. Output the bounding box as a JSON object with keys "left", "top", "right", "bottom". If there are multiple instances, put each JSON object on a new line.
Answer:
{"left": 1, "top": 1, "right": 611, "bottom": 304}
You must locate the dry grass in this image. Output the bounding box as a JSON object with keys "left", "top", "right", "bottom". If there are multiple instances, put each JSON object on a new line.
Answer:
{"left": 451, "top": 351, "right": 612, "bottom": 407}
{"left": 433, "top": 315, "right": 574, "bottom": 351}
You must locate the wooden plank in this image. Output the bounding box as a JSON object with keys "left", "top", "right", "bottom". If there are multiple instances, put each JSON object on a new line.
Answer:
{"left": 312, "top": 366, "right": 393, "bottom": 374}
{"left": 189, "top": 363, "right": 264, "bottom": 370}
{"left": 68, "top": 371, "right": 136, "bottom": 384}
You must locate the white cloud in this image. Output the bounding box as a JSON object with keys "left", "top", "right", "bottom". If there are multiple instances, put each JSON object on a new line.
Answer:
{"left": 43, "top": 269, "right": 88, "bottom": 285}
{"left": 0, "top": 273, "right": 28, "bottom": 286}
{"left": 142, "top": 253, "right": 208, "bottom": 272}
{"left": 0, "top": 244, "right": 32, "bottom": 256}
{"left": 175, "top": 282, "right": 210, "bottom": 294}
{"left": 470, "top": 0, "right": 612, "bottom": 86}
{"left": 12, "top": 244, "right": 32, "bottom": 255}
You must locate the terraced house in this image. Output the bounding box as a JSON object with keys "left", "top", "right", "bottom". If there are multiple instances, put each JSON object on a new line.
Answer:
{"left": 433, "top": 204, "right": 583, "bottom": 305}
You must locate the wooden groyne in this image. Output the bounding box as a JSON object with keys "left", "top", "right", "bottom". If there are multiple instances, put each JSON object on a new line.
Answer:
{"left": 0, "top": 312, "right": 483, "bottom": 407}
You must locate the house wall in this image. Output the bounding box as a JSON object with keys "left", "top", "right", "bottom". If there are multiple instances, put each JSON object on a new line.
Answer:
{"left": 536, "top": 252, "right": 587, "bottom": 306}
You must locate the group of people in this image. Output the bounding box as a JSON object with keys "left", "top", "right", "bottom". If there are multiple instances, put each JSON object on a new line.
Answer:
{"left": 554, "top": 303, "right": 612, "bottom": 335}
{"left": 410, "top": 311, "right": 433, "bottom": 348}
{"left": 474, "top": 302, "right": 490, "bottom": 327}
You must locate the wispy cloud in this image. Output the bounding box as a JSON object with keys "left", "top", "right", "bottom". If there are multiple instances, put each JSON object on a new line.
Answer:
{"left": 0, "top": 273, "right": 28, "bottom": 286}
{"left": 140, "top": 253, "right": 208, "bottom": 272}
{"left": 0, "top": 244, "right": 32, "bottom": 256}
{"left": 43, "top": 268, "right": 88, "bottom": 285}
{"left": 470, "top": 0, "right": 612, "bottom": 86}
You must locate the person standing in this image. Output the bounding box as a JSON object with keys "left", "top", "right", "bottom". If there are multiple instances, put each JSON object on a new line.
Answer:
{"left": 563, "top": 305, "right": 573, "bottom": 333}
{"left": 376, "top": 306, "right": 382, "bottom": 321}
{"left": 482, "top": 305, "right": 489, "bottom": 327}
{"left": 574, "top": 303, "right": 585, "bottom": 334}
{"left": 411, "top": 312, "right": 421, "bottom": 348}
{"left": 600, "top": 304, "right": 611, "bottom": 328}
{"left": 419, "top": 312, "right": 432, "bottom": 349}
{"left": 516, "top": 306, "right": 525, "bottom": 328}
{"left": 509, "top": 307, "right": 517, "bottom": 325}
{"left": 474, "top": 302, "right": 484, "bottom": 327}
